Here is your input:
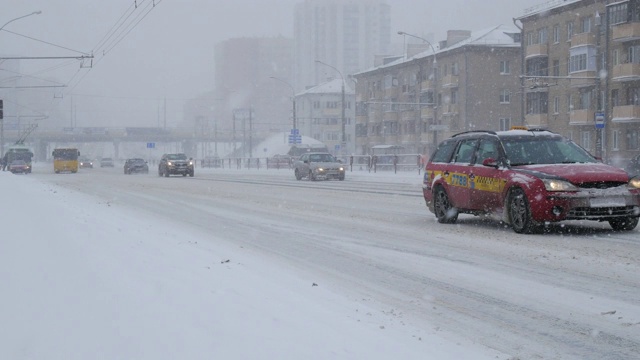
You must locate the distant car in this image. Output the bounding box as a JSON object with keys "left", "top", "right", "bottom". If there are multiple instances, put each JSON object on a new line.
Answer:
{"left": 268, "top": 154, "right": 292, "bottom": 169}
{"left": 100, "top": 157, "right": 115, "bottom": 167}
{"left": 124, "top": 158, "right": 149, "bottom": 174}
{"left": 423, "top": 128, "right": 640, "bottom": 233}
{"left": 79, "top": 158, "right": 93, "bottom": 168}
{"left": 293, "top": 152, "right": 345, "bottom": 181}
{"left": 158, "top": 153, "right": 194, "bottom": 177}
{"left": 9, "top": 160, "right": 30, "bottom": 174}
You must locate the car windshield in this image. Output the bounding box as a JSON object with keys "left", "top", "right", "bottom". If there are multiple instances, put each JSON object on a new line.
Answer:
{"left": 309, "top": 154, "right": 335, "bottom": 162}
{"left": 501, "top": 137, "right": 597, "bottom": 166}
{"left": 130, "top": 159, "right": 145, "bottom": 164}
{"left": 167, "top": 154, "right": 187, "bottom": 160}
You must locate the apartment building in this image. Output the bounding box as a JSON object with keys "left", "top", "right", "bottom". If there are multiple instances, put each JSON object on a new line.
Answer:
{"left": 352, "top": 25, "right": 522, "bottom": 156}
{"left": 295, "top": 78, "right": 355, "bottom": 154}
{"left": 518, "top": 0, "right": 640, "bottom": 167}
{"left": 213, "top": 36, "right": 294, "bottom": 140}
{"left": 294, "top": 0, "right": 391, "bottom": 92}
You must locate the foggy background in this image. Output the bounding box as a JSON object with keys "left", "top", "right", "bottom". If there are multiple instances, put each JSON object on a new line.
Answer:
{"left": 1, "top": 0, "right": 541, "bottom": 129}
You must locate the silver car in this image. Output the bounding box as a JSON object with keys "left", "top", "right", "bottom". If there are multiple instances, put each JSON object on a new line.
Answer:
{"left": 293, "top": 152, "right": 345, "bottom": 181}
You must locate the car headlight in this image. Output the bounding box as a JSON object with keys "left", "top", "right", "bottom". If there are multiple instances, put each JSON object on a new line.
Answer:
{"left": 189, "top": 161, "right": 193, "bottom": 166}
{"left": 167, "top": 161, "right": 172, "bottom": 166}
{"left": 317, "top": 167, "right": 324, "bottom": 172}
{"left": 629, "top": 176, "right": 640, "bottom": 189}
{"left": 339, "top": 167, "right": 344, "bottom": 171}
{"left": 542, "top": 178, "right": 579, "bottom": 191}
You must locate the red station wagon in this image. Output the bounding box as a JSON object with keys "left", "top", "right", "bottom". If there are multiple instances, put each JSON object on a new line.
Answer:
{"left": 422, "top": 128, "right": 640, "bottom": 233}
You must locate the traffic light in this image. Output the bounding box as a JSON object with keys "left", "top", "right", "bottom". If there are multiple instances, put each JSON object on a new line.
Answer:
{"left": 0, "top": 99, "right": 3, "bottom": 119}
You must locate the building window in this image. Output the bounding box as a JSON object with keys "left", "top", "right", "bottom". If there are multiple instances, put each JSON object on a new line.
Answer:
{"left": 526, "top": 92, "right": 548, "bottom": 115}
{"left": 567, "top": 21, "right": 574, "bottom": 40}
{"left": 554, "top": 96, "right": 559, "bottom": 114}
{"left": 628, "top": 87, "right": 640, "bottom": 105}
{"left": 580, "top": 16, "right": 591, "bottom": 34}
{"left": 612, "top": 89, "right": 620, "bottom": 107}
{"left": 567, "top": 94, "right": 573, "bottom": 113}
{"left": 553, "top": 24, "right": 560, "bottom": 43}
{"left": 500, "top": 89, "right": 510, "bottom": 104}
{"left": 451, "top": 62, "right": 459, "bottom": 75}
{"left": 613, "top": 49, "right": 620, "bottom": 66}
{"left": 526, "top": 31, "right": 535, "bottom": 46}
{"left": 553, "top": 59, "right": 560, "bottom": 77}
{"left": 581, "top": 131, "right": 591, "bottom": 150}
{"left": 578, "top": 90, "right": 592, "bottom": 110}
{"left": 500, "top": 60, "right": 510, "bottom": 74}
{"left": 538, "top": 27, "right": 548, "bottom": 44}
{"left": 609, "top": 2, "right": 629, "bottom": 25}
{"left": 326, "top": 101, "right": 338, "bottom": 108}
{"left": 612, "top": 130, "right": 619, "bottom": 151}
{"left": 451, "top": 89, "right": 458, "bottom": 104}
{"left": 499, "top": 118, "right": 511, "bottom": 131}
{"left": 627, "top": 129, "right": 639, "bottom": 150}
{"left": 569, "top": 46, "right": 596, "bottom": 73}
{"left": 313, "top": 101, "right": 321, "bottom": 109}
{"left": 629, "top": 45, "right": 640, "bottom": 64}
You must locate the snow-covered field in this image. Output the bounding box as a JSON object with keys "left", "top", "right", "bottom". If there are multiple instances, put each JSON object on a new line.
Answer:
{"left": 2, "top": 163, "right": 639, "bottom": 359}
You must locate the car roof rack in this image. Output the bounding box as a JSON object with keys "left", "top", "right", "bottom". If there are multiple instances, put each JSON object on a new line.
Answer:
{"left": 452, "top": 130, "right": 497, "bottom": 138}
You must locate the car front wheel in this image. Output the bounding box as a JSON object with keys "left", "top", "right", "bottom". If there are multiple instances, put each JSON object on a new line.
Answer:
{"left": 433, "top": 186, "right": 457, "bottom": 224}
{"left": 295, "top": 169, "right": 302, "bottom": 180}
{"left": 508, "top": 188, "right": 541, "bottom": 234}
{"left": 308, "top": 170, "right": 315, "bottom": 181}
{"left": 608, "top": 217, "right": 639, "bottom": 231}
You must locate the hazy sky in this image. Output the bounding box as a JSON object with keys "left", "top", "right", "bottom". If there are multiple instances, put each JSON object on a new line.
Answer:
{"left": 1, "top": 0, "right": 541, "bottom": 127}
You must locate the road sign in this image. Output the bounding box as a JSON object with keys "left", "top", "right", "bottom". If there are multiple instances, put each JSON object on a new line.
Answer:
{"left": 595, "top": 112, "right": 605, "bottom": 129}
{"left": 290, "top": 128, "right": 299, "bottom": 135}
{"left": 288, "top": 134, "right": 301, "bottom": 144}
{"left": 147, "top": 142, "right": 155, "bottom": 149}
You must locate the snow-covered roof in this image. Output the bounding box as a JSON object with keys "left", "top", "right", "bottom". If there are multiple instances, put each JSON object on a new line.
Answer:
{"left": 296, "top": 78, "right": 354, "bottom": 97}
{"left": 519, "top": 0, "right": 582, "bottom": 19}
{"left": 354, "top": 24, "right": 520, "bottom": 76}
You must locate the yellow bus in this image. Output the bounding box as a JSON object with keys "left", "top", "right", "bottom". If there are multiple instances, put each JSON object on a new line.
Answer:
{"left": 52, "top": 148, "right": 80, "bottom": 173}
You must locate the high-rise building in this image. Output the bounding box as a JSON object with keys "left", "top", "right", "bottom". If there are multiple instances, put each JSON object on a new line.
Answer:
{"left": 294, "top": 0, "right": 391, "bottom": 91}
{"left": 212, "top": 36, "right": 294, "bottom": 145}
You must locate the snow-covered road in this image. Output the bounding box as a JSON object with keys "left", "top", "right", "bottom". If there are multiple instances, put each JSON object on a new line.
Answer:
{"left": 26, "top": 164, "right": 640, "bottom": 359}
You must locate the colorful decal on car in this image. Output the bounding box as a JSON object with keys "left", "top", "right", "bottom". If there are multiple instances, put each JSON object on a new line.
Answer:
{"left": 470, "top": 176, "right": 506, "bottom": 193}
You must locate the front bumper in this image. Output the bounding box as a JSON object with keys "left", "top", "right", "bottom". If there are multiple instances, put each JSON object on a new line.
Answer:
{"left": 531, "top": 187, "right": 640, "bottom": 222}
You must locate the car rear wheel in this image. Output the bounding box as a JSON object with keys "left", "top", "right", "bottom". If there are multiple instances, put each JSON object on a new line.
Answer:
{"left": 508, "top": 188, "right": 541, "bottom": 234}
{"left": 295, "top": 169, "right": 302, "bottom": 180}
{"left": 433, "top": 186, "right": 458, "bottom": 224}
{"left": 608, "top": 217, "right": 639, "bottom": 231}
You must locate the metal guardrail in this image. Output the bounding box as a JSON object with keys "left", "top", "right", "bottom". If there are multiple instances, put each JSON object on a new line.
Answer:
{"left": 195, "top": 154, "right": 425, "bottom": 175}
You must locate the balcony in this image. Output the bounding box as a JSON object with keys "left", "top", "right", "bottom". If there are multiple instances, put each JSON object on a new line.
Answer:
{"left": 420, "top": 80, "right": 434, "bottom": 90}
{"left": 525, "top": 43, "right": 548, "bottom": 59}
{"left": 383, "top": 111, "right": 398, "bottom": 121}
{"left": 421, "top": 107, "right": 435, "bottom": 118}
{"left": 569, "top": 109, "right": 594, "bottom": 125}
{"left": 612, "top": 105, "right": 640, "bottom": 122}
{"left": 570, "top": 32, "right": 596, "bottom": 47}
{"left": 525, "top": 113, "right": 548, "bottom": 127}
{"left": 440, "top": 74, "right": 459, "bottom": 88}
{"left": 612, "top": 63, "right": 640, "bottom": 82}
{"left": 612, "top": 22, "right": 640, "bottom": 42}
{"left": 569, "top": 71, "right": 597, "bottom": 88}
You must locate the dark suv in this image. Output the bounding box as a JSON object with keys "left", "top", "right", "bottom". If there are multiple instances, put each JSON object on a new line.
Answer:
{"left": 158, "top": 153, "right": 194, "bottom": 177}
{"left": 423, "top": 128, "right": 640, "bottom": 233}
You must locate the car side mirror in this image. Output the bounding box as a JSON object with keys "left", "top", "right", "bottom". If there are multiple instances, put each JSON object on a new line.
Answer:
{"left": 482, "top": 158, "right": 499, "bottom": 168}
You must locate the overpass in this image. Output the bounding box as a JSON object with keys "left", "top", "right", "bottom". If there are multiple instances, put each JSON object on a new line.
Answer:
{"left": 4, "top": 127, "right": 256, "bottom": 161}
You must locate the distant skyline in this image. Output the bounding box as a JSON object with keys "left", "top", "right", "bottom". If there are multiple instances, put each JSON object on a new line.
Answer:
{"left": 1, "top": 0, "right": 542, "bottom": 128}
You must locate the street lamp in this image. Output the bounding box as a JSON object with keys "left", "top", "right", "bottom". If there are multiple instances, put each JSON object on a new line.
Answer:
{"left": 397, "top": 31, "right": 438, "bottom": 154}
{"left": 269, "top": 76, "right": 297, "bottom": 131}
{"left": 0, "top": 10, "right": 42, "bottom": 159}
{"left": 315, "top": 60, "right": 346, "bottom": 154}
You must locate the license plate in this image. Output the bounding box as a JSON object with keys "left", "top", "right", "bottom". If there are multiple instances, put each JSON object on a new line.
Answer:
{"left": 590, "top": 197, "right": 625, "bottom": 207}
